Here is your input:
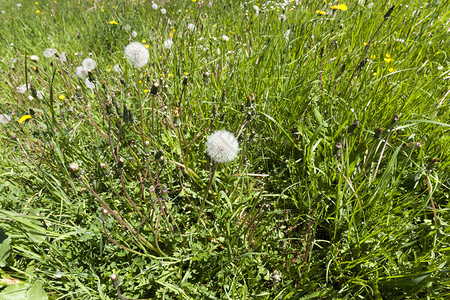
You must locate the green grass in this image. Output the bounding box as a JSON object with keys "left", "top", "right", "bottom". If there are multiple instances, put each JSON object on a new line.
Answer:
{"left": 0, "top": 0, "right": 449, "bottom": 299}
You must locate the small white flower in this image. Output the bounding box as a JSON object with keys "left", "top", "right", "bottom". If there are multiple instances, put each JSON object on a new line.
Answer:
{"left": 28, "top": 95, "right": 34, "bottom": 101}
{"left": 125, "top": 42, "right": 149, "bottom": 68}
{"left": 205, "top": 130, "right": 239, "bottom": 163}
{"left": 30, "top": 55, "right": 39, "bottom": 62}
{"left": 221, "top": 35, "right": 229, "bottom": 42}
{"left": 85, "top": 78, "right": 96, "bottom": 89}
{"left": 161, "top": 8, "right": 167, "bottom": 14}
{"left": 75, "top": 66, "right": 89, "bottom": 78}
{"left": 438, "top": 65, "right": 443, "bottom": 70}
{"left": 82, "top": 58, "right": 96, "bottom": 71}
{"left": 368, "top": 2, "right": 374, "bottom": 9}
{"left": 113, "top": 64, "right": 122, "bottom": 74}
{"left": 163, "top": 39, "right": 174, "bottom": 49}
{"left": 188, "top": 23, "right": 196, "bottom": 31}
{"left": 132, "top": 31, "right": 137, "bottom": 38}
{"left": 43, "top": 48, "right": 57, "bottom": 58}
{"left": 152, "top": 2, "right": 158, "bottom": 10}
{"left": 1, "top": 10, "right": 5, "bottom": 14}
{"left": 16, "top": 84, "right": 29, "bottom": 94}
{"left": 0, "top": 114, "right": 11, "bottom": 124}
{"left": 17, "top": 3, "right": 22, "bottom": 8}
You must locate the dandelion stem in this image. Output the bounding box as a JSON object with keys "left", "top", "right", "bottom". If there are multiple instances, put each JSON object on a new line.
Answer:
{"left": 197, "top": 162, "right": 217, "bottom": 225}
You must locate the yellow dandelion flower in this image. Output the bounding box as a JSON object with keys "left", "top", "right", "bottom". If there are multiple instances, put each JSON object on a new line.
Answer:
{"left": 370, "top": 55, "right": 376, "bottom": 59}
{"left": 170, "top": 32, "right": 174, "bottom": 37}
{"left": 385, "top": 53, "right": 391, "bottom": 58}
{"left": 59, "top": 95, "right": 65, "bottom": 100}
{"left": 331, "top": 4, "right": 348, "bottom": 11}
{"left": 384, "top": 58, "right": 393, "bottom": 63}
{"left": 18, "top": 115, "right": 32, "bottom": 124}
{"left": 145, "top": 44, "right": 149, "bottom": 48}
{"left": 168, "top": 74, "right": 173, "bottom": 78}
{"left": 316, "top": 10, "right": 327, "bottom": 15}
{"left": 109, "top": 20, "right": 118, "bottom": 25}
{"left": 388, "top": 67, "right": 396, "bottom": 72}
{"left": 184, "top": 72, "right": 188, "bottom": 75}
{"left": 143, "top": 89, "right": 149, "bottom": 93}
{"left": 36, "top": 10, "right": 40, "bottom": 13}
{"left": 35, "top": 2, "right": 38, "bottom": 4}
{"left": 142, "top": 39, "right": 146, "bottom": 43}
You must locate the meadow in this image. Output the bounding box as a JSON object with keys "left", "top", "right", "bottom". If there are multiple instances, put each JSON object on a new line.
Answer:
{"left": 0, "top": 0, "right": 449, "bottom": 299}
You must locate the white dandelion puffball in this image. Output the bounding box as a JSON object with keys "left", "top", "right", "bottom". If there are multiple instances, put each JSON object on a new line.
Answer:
{"left": 206, "top": 130, "right": 239, "bottom": 163}
{"left": 43, "top": 48, "right": 57, "bottom": 58}
{"left": 16, "top": 84, "right": 29, "bottom": 94}
{"left": 188, "top": 23, "right": 196, "bottom": 31}
{"left": 30, "top": 55, "right": 39, "bottom": 62}
{"left": 0, "top": 114, "right": 11, "bottom": 124}
{"left": 161, "top": 8, "right": 167, "bottom": 14}
{"left": 125, "top": 42, "right": 149, "bottom": 68}
{"left": 131, "top": 31, "right": 137, "bottom": 38}
{"left": 163, "top": 39, "right": 174, "bottom": 49}
{"left": 221, "top": 35, "right": 229, "bottom": 42}
{"left": 82, "top": 58, "right": 96, "bottom": 71}
{"left": 152, "top": 2, "right": 158, "bottom": 10}
{"left": 75, "top": 66, "right": 89, "bottom": 78}
{"left": 58, "top": 52, "right": 68, "bottom": 63}
{"left": 85, "top": 78, "right": 96, "bottom": 89}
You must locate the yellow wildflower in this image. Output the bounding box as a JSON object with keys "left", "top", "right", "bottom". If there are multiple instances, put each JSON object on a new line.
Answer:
{"left": 370, "top": 55, "right": 376, "bottom": 59}
{"left": 385, "top": 54, "right": 391, "bottom": 58}
{"left": 331, "top": 4, "right": 348, "bottom": 11}
{"left": 59, "top": 95, "right": 65, "bottom": 100}
{"left": 109, "top": 20, "right": 118, "bottom": 25}
{"left": 143, "top": 89, "right": 149, "bottom": 93}
{"left": 145, "top": 44, "right": 149, "bottom": 48}
{"left": 168, "top": 74, "right": 173, "bottom": 78}
{"left": 384, "top": 57, "right": 393, "bottom": 63}
{"left": 18, "top": 115, "right": 32, "bottom": 124}
{"left": 36, "top": 10, "right": 40, "bottom": 13}
{"left": 388, "top": 68, "right": 396, "bottom": 72}
{"left": 316, "top": 10, "right": 327, "bottom": 15}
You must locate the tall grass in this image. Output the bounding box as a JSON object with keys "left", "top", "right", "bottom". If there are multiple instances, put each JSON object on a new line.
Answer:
{"left": 0, "top": 0, "right": 449, "bottom": 299}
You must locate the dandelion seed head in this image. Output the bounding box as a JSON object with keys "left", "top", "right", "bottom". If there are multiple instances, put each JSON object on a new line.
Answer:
{"left": 85, "top": 78, "right": 96, "bottom": 89}
{"left": 206, "top": 130, "right": 239, "bottom": 163}
{"left": 75, "top": 66, "right": 89, "bottom": 78}
{"left": 152, "top": 2, "right": 158, "bottom": 9}
{"left": 188, "top": 23, "right": 196, "bottom": 31}
{"left": 82, "top": 58, "right": 96, "bottom": 71}
{"left": 125, "top": 42, "right": 149, "bottom": 68}
{"left": 30, "top": 55, "right": 39, "bottom": 62}
{"left": 161, "top": 8, "right": 167, "bottom": 14}
{"left": 221, "top": 35, "right": 229, "bottom": 42}
{"left": 131, "top": 30, "right": 137, "bottom": 38}
{"left": 43, "top": 48, "right": 57, "bottom": 58}
{"left": 0, "top": 114, "right": 11, "bottom": 124}
{"left": 58, "top": 52, "right": 67, "bottom": 63}
{"left": 17, "top": 84, "right": 29, "bottom": 94}
{"left": 163, "top": 39, "right": 174, "bottom": 49}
